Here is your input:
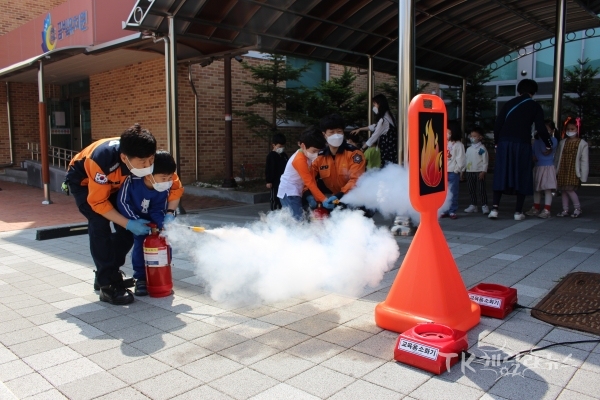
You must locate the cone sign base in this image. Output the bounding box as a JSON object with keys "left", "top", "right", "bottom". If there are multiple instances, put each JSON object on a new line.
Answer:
{"left": 375, "top": 212, "right": 480, "bottom": 334}
{"left": 468, "top": 283, "right": 517, "bottom": 319}
{"left": 393, "top": 323, "right": 469, "bottom": 375}
{"left": 376, "top": 299, "right": 480, "bottom": 334}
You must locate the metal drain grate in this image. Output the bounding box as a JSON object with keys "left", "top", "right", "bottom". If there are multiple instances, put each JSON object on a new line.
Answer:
{"left": 531, "top": 272, "right": 600, "bottom": 336}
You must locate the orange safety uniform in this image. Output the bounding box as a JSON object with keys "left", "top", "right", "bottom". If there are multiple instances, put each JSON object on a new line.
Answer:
{"left": 66, "top": 137, "right": 183, "bottom": 215}
{"left": 311, "top": 142, "right": 366, "bottom": 198}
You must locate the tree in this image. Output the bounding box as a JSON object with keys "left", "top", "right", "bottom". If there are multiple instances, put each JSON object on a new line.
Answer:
{"left": 235, "top": 54, "right": 310, "bottom": 142}
{"left": 442, "top": 67, "right": 497, "bottom": 134}
{"left": 562, "top": 58, "right": 600, "bottom": 143}
{"left": 377, "top": 76, "right": 430, "bottom": 116}
{"left": 300, "top": 67, "right": 367, "bottom": 127}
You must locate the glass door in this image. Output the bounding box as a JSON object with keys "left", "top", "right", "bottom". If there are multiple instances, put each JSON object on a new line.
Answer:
{"left": 48, "top": 99, "right": 71, "bottom": 149}
{"left": 80, "top": 98, "right": 92, "bottom": 148}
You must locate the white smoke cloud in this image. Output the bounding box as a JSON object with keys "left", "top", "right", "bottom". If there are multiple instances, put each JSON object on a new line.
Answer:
{"left": 166, "top": 209, "right": 399, "bottom": 305}
{"left": 340, "top": 163, "right": 453, "bottom": 220}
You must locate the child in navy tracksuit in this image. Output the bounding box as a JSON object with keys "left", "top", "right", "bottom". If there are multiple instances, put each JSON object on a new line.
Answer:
{"left": 117, "top": 150, "right": 181, "bottom": 296}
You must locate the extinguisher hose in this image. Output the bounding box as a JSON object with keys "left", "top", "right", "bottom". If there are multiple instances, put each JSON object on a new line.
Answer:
{"left": 169, "top": 223, "right": 208, "bottom": 233}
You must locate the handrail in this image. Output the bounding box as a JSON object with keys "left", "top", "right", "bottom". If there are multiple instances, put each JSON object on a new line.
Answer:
{"left": 27, "top": 143, "right": 77, "bottom": 170}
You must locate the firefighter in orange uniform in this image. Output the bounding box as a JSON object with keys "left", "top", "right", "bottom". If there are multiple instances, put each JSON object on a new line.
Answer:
{"left": 65, "top": 124, "right": 182, "bottom": 305}
{"left": 310, "top": 114, "right": 366, "bottom": 210}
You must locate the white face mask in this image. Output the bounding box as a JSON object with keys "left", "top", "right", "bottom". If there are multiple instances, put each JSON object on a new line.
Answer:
{"left": 372, "top": 106, "right": 379, "bottom": 115}
{"left": 304, "top": 151, "right": 318, "bottom": 161}
{"left": 566, "top": 130, "right": 577, "bottom": 137}
{"left": 327, "top": 133, "right": 344, "bottom": 147}
{"left": 150, "top": 176, "right": 173, "bottom": 192}
{"left": 275, "top": 147, "right": 285, "bottom": 154}
{"left": 126, "top": 156, "right": 154, "bottom": 177}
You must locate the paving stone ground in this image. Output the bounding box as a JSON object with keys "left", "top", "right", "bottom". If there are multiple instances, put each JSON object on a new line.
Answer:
{"left": 0, "top": 180, "right": 599, "bottom": 399}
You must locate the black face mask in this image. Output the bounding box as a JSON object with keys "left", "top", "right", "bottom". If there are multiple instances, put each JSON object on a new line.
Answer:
{"left": 534, "top": 134, "right": 539, "bottom": 140}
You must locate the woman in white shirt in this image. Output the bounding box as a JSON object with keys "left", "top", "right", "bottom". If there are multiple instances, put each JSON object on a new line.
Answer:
{"left": 351, "top": 94, "right": 397, "bottom": 165}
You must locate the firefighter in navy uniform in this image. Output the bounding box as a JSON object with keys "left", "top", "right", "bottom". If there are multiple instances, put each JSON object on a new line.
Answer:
{"left": 65, "top": 124, "right": 182, "bottom": 305}
{"left": 309, "top": 114, "right": 366, "bottom": 210}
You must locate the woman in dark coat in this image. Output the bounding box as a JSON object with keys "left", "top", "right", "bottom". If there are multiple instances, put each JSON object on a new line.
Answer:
{"left": 489, "top": 79, "right": 553, "bottom": 220}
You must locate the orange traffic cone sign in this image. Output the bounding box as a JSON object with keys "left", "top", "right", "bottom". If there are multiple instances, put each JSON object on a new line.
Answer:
{"left": 375, "top": 94, "right": 480, "bottom": 333}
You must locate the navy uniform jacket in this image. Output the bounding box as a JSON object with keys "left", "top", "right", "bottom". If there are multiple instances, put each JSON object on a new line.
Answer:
{"left": 117, "top": 176, "right": 169, "bottom": 229}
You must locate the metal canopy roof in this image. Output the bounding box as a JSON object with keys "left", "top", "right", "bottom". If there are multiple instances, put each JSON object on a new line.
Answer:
{"left": 124, "top": 0, "right": 600, "bottom": 84}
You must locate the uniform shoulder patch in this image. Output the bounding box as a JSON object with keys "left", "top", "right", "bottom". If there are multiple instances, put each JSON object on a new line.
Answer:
{"left": 352, "top": 154, "right": 363, "bottom": 164}
{"left": 94, "top": 172, "right": 108, "bottom": 184}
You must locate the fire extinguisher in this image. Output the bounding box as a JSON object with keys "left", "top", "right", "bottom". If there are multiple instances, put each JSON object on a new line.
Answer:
{"left": 143, "top": 223, "right": 173, "bottom": 297}
{"left": 311, "top": 203, "right": 330, "bottom": 220}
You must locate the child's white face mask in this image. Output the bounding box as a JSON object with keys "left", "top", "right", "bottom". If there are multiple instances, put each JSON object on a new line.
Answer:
{"left": 566, "top": 130, "right": 577, "bottom": 137}
{"left": 304, "top": 151, "right": 318, "bottom": 161}
{"left": 275, "top": 147, "right": 285, "bottom": 154}
{"left": 150, "top": 175, "right": 173, "bottom": 192}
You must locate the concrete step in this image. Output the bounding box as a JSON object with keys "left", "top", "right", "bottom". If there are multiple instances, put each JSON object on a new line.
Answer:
{"left": 184, "top": 184, "right": 270, "bottom": 204}
{"left": 0, "top": 168, "right": 27, "bottom": 185}
{"left": 4, "top": 168, "right": 27, "bottom": 178}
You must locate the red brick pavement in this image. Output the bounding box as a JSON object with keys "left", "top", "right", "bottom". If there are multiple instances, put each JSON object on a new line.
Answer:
{"left": 0, "top": 181, "right": 241, "bottom": 232}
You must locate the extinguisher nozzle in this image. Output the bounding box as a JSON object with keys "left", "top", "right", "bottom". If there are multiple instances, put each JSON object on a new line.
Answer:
{"left": 188, "top": 226, "right": 206, "bottom": 233}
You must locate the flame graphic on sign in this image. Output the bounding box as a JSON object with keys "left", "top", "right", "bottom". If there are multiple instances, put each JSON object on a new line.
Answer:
{"left": 420, "top": 119, "right": 443, "bottom": 187}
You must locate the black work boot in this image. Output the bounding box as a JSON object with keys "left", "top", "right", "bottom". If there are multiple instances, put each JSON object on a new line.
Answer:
{"left": 134, "top": 280, "right": 148, "bottom": 296}
{"left": 99, "top": 285, "right": 134, "bottom": 305}
{"left": 94, "top": 270, "right": 130, "bottom": 291}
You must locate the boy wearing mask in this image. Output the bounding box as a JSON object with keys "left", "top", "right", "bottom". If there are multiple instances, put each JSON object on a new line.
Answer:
{"left": 117, "top": 150, "right": 183, "bottom": 296}
{"left": 265, "top": 133, "right": 289, "bottom": 211}
{"left": 277, "top": 127, "right": 328, "bottom": 220}
{"left": 464, "top": 127, "right": 490, "bottom": 215}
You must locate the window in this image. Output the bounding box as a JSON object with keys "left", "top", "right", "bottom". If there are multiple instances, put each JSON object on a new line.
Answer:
{"left": 286, "top": 57, "right": 327, "bottom": 89}
{"left": 498, "top": 85, "right": 515, "bottom": 97}
{"left": 490, "top": 52, "right": 518, "bottom": 81}
{"left": 535, "top": 33, "right": 583, "bottom": 78}
{"left": 583, "top": 35, "right": 600, "bottom": 71}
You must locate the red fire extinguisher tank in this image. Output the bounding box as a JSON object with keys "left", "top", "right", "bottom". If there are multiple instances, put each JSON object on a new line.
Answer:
{"left": 143, "top": 223, "right": 173, "bottom": 297}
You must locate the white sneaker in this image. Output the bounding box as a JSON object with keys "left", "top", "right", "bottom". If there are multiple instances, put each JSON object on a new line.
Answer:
{"left": 514, "top": 212, "right": 525, "bottom": 221}
{"left": 488, "top": 209, "right": 498, "bottom": 219}
{"left": 481, "top": 205, "right": 490, "bottom": 214}
{"left": 464, "top": 205, "right": 478, "bottom": 213}
{"left": 538, "top": 209, "right": 551, "bottom": 219}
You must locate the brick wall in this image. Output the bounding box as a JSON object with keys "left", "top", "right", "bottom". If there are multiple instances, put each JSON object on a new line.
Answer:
{"left": 0, "top": 84, "right": 7, "bottom": 164}
{"left": 89, "top": 57, "right": 168, "bottom": 148}
{"left": 0, "top": 0, "right": 67, "bottom": 35}
{"left": 178, "top": 58, "right": 284, "bottom": 183}
{"left": 0, "top": 0, "right": 67, "bottom": 166}
{"left": 89, "top": 57, "right": 277, "bottom": 184}
{"left": 0, "top": 82, "right": 61, "bottom": 167}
